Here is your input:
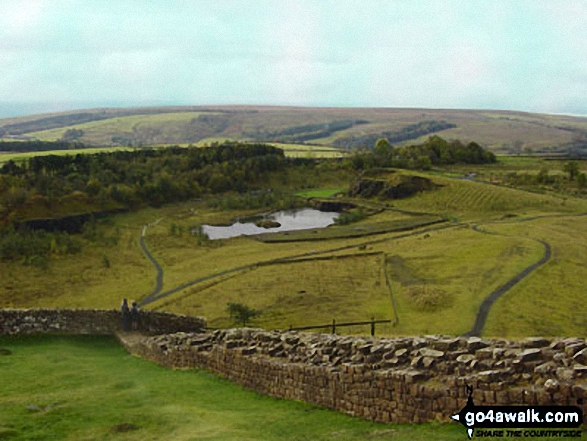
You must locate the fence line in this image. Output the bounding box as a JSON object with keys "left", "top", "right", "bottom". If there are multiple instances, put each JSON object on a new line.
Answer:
{"left": 288, "top": 317, "right": 392, "bottom": 336}
{"left": 381, "top": 254, "right": 400, "bottom": 326}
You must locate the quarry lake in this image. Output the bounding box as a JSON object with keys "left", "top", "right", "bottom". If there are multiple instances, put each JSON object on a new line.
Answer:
{"left": 201, "top": 208, "right": 340, "bottom": 239}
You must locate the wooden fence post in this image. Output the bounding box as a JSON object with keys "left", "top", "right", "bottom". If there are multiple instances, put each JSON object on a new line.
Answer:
{"left": 331, "top": 319, "right": 336, "bottom": 334}
{"left": 370, "top": 317, "right": 375, "bottom": 337}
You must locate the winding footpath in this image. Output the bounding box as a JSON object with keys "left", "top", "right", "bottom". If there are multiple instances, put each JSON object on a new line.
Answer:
{"left": 139, "top": 222, "right": 164, "bottom": 302}
{"left": 466, "top": 224, "right": 552, "bottom": 337}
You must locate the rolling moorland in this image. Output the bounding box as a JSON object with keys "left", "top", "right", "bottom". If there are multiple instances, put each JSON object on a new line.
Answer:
{"left": 2, "top": 106, "right": 587, "bottom": 155}
{"left": 1, "top": 107, "right": 587, "bottom": 440}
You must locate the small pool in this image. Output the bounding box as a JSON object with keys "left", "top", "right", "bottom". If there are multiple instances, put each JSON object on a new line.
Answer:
{"left": 200, "top": 208, "right": 340, "bottom": 240}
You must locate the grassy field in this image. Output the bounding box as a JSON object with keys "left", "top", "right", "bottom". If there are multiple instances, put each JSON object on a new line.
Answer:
{"left": 483, "top": 215, "right": 587, "bottom": 337}
{"left": 26, "top": 112, "right": 214, "bottom": 145}
{"left": 389, "top": 170, "right": 587, "bottom": 221}
{"left": 295, "top": 188, "right": 346, "bottom": 198}
{"left": 0, "top": 335, "right": 472, "bottom": 441}
{"left": 0, "top": 146, "right": 135, "bottom": 164}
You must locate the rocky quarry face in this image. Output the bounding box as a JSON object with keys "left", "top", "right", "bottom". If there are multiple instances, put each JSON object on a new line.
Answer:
{"left": 349, "top": 174, "right": 439, "bottom": 199}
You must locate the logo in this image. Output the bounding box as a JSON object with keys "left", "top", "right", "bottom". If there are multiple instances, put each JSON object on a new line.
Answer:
{"left": 451, "top": 385, "right": 583, "bottom": 439}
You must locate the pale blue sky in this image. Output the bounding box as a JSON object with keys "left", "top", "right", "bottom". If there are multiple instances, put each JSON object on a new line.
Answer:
{"left": 1, "top": 0, "right": 586, "bottom": 117}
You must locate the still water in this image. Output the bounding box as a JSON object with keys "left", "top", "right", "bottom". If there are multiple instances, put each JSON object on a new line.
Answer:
{"left": 201, "top": 208, "right": 339, "bottom": 240}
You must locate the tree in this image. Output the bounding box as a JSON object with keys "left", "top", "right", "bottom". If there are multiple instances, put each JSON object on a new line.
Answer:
{"left": 537, "top": 167, "right": 549, "bottom": 184}
{"left": 416, "top": 155, "right": 432, "bottom": 170}
{"left": 563, "top": 161, "right": 580, "bottom": 181}
{"left": 373, "top": 138, "right": 393, "bottom": 166}
{"left": 226, "top": 302, "right": 260, "bottom": 327}
{"left": 513, "top": 140, "right": 524, "bottom": 155}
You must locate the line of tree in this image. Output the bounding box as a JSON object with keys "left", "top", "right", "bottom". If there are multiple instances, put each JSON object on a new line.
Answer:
{"left": 247, "top": 120, "right": 369, "bottom": 143}
{"left": 502, "top": 161, "right": 587, "bottom": 190}
{"left": 333, "top": 120, "right": 457, "bottom": 149}
{"left": 349, "top": 136, "right": 497, "bottom": 170}
{"left": 0, "top": 140, "right": 89, "bottom": 152}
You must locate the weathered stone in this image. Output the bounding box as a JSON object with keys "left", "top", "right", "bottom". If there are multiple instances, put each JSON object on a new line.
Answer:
{"left": 573, "top": 348, "right": 587, "bottom": 364}
{"left": 534, "top": 361, "right": 557, "bottom": 375}
{"left": 467, "top": 337, "right": 489, "bottom": 351}
{"left": 565, "top": 343, "right": 586, "bottom": 358}
{"left": 475, "top": 348, "right": 494, "bottom": 360}
{"left": 419, "top": 348, "right": 444, "bottom": 358}
{"left": 553, "top": 352, "right": 567, "bottom": 363}
{"left": 382, "top": 357, "right": 400, "bottom": 368}
{"left": 403, "top": 369, "right": 429, "bottom": 382}
{"left": 240, "top": 346, "right": 257, "bottom": 355}
{"left": 410, "top": 356, "right": 423, "bottom": 368}
{"left": 411, "top": 338, "right": 428, "bottom": 349}
{"left": 432, "top": 338, "right": 461, "bottom": 351}
{"left": 478, "top": 370, "right": 502, "bottom": 383}
{"left": 421, "top": 357, "right": 436, "bottom": 368}
{"left": 573, "top": 364, "right": 587, "bottom": 376}
{"left": 555, "top": 368, "right": 575, "bottom": 382}
{"left": 522, "top": 337, "right": 551, "bottom": 348}
{"left": 358, "top": 344, "right": 373, "bottom": 355}
{"left": 517, "top": 348, "right": 541, "bottom": 362}
{"left": 456, "top": 354, "right": 476, "bottom": 364}
{"left": 544, "top": 379, "right": 559, "bottom": 392}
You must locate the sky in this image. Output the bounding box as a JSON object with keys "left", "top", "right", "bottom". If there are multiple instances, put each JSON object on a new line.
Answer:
{"left": 1, "top": 0, "right": 587, "bottom": 117}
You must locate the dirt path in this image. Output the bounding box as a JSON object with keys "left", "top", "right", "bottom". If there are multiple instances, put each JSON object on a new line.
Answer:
{"left": 139, "top": 222, "right": 164, "bottom": 301}
{"left": 466, "top": 224, "right": 551, "bottom": 337}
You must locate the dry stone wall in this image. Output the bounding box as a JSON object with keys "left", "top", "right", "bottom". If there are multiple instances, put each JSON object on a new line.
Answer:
{"left": 0, "top": 308, "right": 206, "bottom": 335}
{"left": 119, "top": 329, "right": 587, "bottom": 424}
{"left": 3, "top": 309, "right": 586, "bottom": 425}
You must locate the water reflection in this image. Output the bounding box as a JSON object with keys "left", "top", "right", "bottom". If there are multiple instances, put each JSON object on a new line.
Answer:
{"left": 200, "top": 208, "right": 339, "bottom": 240}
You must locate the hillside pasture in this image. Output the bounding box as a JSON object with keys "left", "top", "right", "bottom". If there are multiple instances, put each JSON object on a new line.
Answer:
{"left": 390, "top": 171, "right": 587, "bottom": 220}
{"left": 27, "top": 112, "right": 216, "bottom": 145}
{"left": 483, "top": 215, "right": 587, "bottom": 337}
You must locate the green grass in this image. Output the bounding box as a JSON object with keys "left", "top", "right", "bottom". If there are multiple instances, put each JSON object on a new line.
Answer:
{"left": 254, "top": 215, "right": 445, "bottom": 243}
{"left": 484, "top": 215, "right": 587, "bottom": 337}
{"left": 0, "top": 335, "right": 466, "bottom": 441}
{"left": 295, "top": 188, "right": 346, "bottom": 198}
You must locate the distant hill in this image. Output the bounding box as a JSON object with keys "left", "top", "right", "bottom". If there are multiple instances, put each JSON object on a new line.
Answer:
{"left": 1, "top": 105, "right": 587, "bottom": 155}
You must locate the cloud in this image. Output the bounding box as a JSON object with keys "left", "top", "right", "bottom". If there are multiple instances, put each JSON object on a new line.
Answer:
{"left": 0, "top": 0, "right": 47, "bottom": 34}
{"left": 0, "top": 0, "right": 586, "bottom": 114}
